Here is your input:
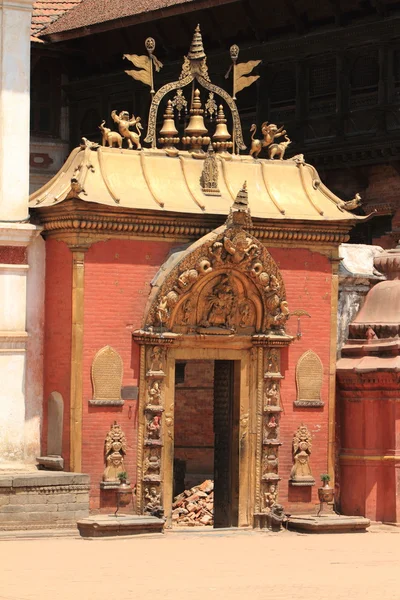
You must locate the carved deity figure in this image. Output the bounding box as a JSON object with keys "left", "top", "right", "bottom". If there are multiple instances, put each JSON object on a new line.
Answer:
{"left": 178, "top": 268, "right": 199, "bottom": 290}
{"left": 209, "top": 241, "right": 224, "bottom": 266}
{"left": 265, "top": 382, "right": 280, "bottom": 408}
{"left": 263, "top": 484, "right": 277, "bottom": 513}
{"left": 147, "top": 415, "right": 161, "bottom": 440}
{"left": 149, "top": 346, "right": 163, "bottom": 372}
{"left": 266, "top": 349, "right": 279, "bottom": 374}
{"left": 181, "top": 298, "right": 193, "bottom": 325}
{"left": 263, "top": 416, "right": 278, "bottom": 442}
{"left": 111, "top": 110, "right": 143, "bottom": 149}
{"left": 144, "top": 486, "right": 163, "bottom": 516}
{"left": 263, "top": 450, "right": 278, "bottom": 476}
{"left": 148, "top": 381, "right": 162, "bottom": 406}
{"left": 204, "top": 275, "right": 235, "bottom": 328}
{"left": 103, "top": 422, "right": 127, "bottom": 482}
{"left": 239, "top": 301, "right": 252, "bottom": 328}
{"left": 290, "top": 424, "right": 314, "bottom": 483}
{"left": 223, "top": 231, "right": 258, "bottom": 265}
{"left": 144, "top": 453, "right": 161, "bottom": 475}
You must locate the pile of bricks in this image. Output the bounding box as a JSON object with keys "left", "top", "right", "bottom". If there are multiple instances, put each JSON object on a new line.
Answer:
{"left": 172, "top": 480, "right": 214, "bottom": 526}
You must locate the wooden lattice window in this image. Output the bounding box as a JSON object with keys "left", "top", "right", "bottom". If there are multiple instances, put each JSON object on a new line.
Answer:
{"left": 294, "top": 350, "right": 324, "bottom": 407}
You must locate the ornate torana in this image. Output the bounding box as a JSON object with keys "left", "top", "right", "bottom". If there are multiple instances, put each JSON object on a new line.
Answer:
{"left": 144, "top": 184, "right": 289, "bottom": 335}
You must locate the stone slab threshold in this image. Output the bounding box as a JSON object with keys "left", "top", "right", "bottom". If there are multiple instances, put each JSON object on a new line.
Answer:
{"left": 77, "top": 515, "right": 165, "bottom": 538}
{"left": 288, "top": 514, "right": 371, "bottom": 533}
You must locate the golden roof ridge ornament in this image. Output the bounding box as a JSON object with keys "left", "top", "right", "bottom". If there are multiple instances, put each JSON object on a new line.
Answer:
{"left": 187, "top": 24, "right": 206, "bottom": 60}
{"left": 142, "top": 24, "right": 246, "bottom": 152}
{"left": 227, "top": 181, "right": 252, "bottom": 229}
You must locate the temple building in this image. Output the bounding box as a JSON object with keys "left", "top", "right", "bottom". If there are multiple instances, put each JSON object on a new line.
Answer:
{"left": 0, "top": 0, "right": 398, "bottom": 530}
{"left": 27, "top": 27, "right": 366, "bottom": 526}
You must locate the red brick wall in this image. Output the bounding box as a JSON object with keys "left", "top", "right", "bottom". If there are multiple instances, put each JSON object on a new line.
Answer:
{"left": 43, "top": 239, "right": 73, "bottom": 466}
{"left": 270, "top": 247, "right": 332, "bottom": 512}
{"left": 43, "top": 237, "right": 333, "bottom": 515}
{"left": 174, "top": 360, "right": 214, "bottom": 487}
{"left": 82, "top": 239, "right": 175, "bottom": 510}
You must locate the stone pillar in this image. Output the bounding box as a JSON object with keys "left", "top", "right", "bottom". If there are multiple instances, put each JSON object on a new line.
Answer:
{"left": 0, "top": 0, "right": 43, "bottom": 469}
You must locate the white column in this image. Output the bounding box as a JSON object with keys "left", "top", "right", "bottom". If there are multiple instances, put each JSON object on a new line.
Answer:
{"left": 0, "top": 0, "right": 44, "bottom": 470}
{"left": 0, "top": 225, "right": 42, "bottom": 469}
{"left": 0, "top": 0, "right": 34, "bottom": 221}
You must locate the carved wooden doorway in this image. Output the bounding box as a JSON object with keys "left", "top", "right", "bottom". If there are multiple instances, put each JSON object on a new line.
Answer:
{"left": 133, "top": 200, "right": 293, "bottom": 528}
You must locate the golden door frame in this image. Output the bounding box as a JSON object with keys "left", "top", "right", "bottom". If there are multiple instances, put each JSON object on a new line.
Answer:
{"left": 133, "top": 333, "right": 291, "bottom": 528}
{"left": 133, "top": 208, "right": 293, "bottom": 526}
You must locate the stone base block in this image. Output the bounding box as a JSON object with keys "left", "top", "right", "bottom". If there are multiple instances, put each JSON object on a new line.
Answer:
{"left": 36, "top": 456, "right": 64, "bottom": 471}
{"left": 77, "top": 514, "right": 165, "bottom": 538}
{"left": 288, "top": 514, "right": 370, "bottom": 533}
{"left": 0, "top": 471, "right": 90, "bottom": 530}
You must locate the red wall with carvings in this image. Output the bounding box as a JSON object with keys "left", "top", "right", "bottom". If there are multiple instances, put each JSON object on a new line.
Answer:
{"left": 82, "top": 239, "right": 176, "bottom": 510}
{"left": 43, "top": 236, "right": 334, "bottom": 515}
{"left": 270, "top": 247, "right": 332, "bottom": 512}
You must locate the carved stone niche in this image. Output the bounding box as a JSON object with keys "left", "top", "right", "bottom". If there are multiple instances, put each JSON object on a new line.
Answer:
{"left": 101, "top": 421, "right": 128, "bottom": 490}
{"left": 90, "top": 346, "right": 124, "bottom": 406}
{"left": 290, "top": 424, "right": 315, "bottom": 486}
{"left": 295, "top": 350, "right": 324, "bottom": 407}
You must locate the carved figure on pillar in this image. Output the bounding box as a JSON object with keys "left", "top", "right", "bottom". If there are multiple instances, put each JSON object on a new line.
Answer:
{"left": 264, "top": 381, "right": 280, "bottom": 408}
{"left": 148, "top": 381, "right": 162, "bottom": 406}
{"left": 149, "top": 346, "right": 164, "bottom": 373}
{"left": 290, "top": 424, "right": 315, "bottom": 485}
{"left": 144, "top": 486, "right": 163, "bottom": 517}
{"left": 144, "top": 453, "right": 161, "bottom": 476}
{"left": 147, "top": 415, "right": 161, "bottom": 440}
{"left": 263, "top": 483, "right": 277, "bottom": 513}
{"left": 263, "top": 415, "right": 278, "bottom": 442}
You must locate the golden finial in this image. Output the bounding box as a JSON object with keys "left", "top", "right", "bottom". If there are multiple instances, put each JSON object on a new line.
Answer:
{"left": 188, "top": 24, "right": 206, "bottom": 60}
{"left": 232, "top": 181, "right": 248, "bottom": 211}
{"left": 158, "top": 99, "right": 180, "bottom": 157}
{"left": 182, "top": 89, "right": 210, "bottom": 157}
{"left": 212, "top": 105, "right": 233, "bottom": 156}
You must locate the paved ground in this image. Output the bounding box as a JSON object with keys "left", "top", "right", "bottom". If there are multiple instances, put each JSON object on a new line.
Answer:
{"left": 1, "top": 525, "right": 399, "bottom": 600}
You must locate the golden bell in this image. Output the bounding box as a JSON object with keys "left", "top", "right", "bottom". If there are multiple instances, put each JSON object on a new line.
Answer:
{"left": 213, "top": 105, "right": 231, "bottom": 142}
{"left": 184, "top": 89, "right": 208, "bottom": 137}
{"left": 159, "top": 100, "right": 179, "bottom": 137}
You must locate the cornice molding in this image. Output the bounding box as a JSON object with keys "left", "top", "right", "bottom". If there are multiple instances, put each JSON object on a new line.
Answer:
{"left": 31, "top": 200, "right": 352, "bottom": 253}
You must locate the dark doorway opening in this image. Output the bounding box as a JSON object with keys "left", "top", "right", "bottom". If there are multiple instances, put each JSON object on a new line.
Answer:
{"left": 172, "top": 359, "right": 240, "bottom": 528}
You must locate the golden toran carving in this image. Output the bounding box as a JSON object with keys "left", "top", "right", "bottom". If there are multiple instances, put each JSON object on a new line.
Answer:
{"left": 144, "top": 183, "right": 290, "bottom": 335}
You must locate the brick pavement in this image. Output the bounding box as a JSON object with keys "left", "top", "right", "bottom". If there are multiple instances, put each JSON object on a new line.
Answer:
{"left": 1, "top": 526, "right": 399, "bottom": 600}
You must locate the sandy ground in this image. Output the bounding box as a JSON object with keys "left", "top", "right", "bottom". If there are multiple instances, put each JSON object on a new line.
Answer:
{"left": 0, "top": 525, "right": 399, "bottom": 600}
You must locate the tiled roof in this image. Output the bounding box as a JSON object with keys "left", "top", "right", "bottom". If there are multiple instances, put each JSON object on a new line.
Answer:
{"left": 40, "top": 0, "right": 197, "bottom": 37}
{"left": 31, "top": 0, "right": 84, "bottom": 39}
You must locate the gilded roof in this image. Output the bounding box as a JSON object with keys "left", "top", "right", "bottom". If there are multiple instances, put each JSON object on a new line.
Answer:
{"left": 29, "top": 146, "right": 364, "bottom": 222}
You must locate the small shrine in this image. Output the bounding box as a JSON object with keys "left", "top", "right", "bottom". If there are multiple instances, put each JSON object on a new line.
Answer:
{"left": 29, "top": 25, "right": 366, "bottom": 527}
{"left": 337, "top": 242, "right": 400, "bottom": 524}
